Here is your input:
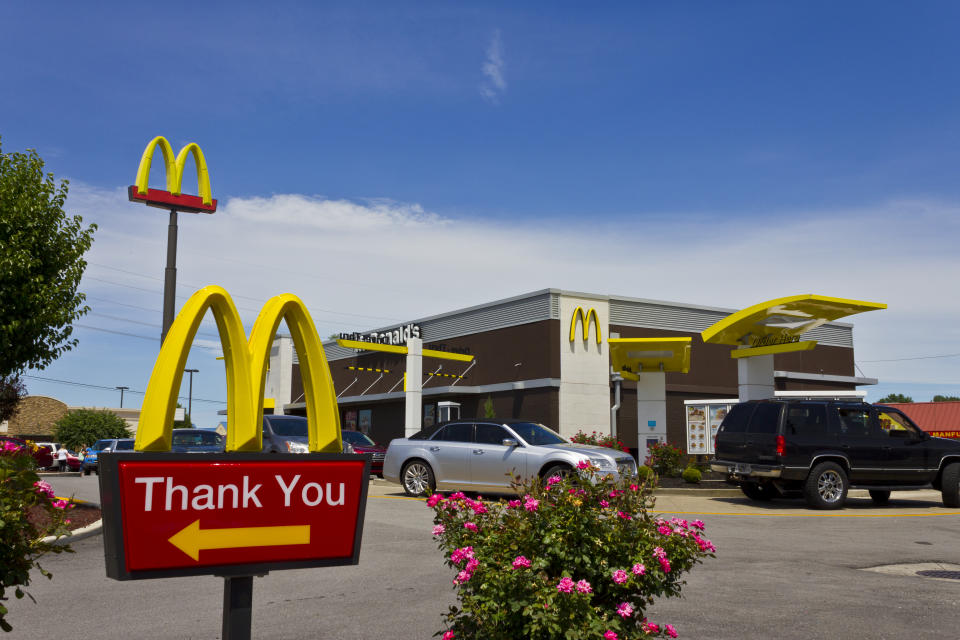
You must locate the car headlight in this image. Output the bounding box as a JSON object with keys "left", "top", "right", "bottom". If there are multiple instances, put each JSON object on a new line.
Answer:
{"left": 285, "top": 441, "right": 309, "bottom": 454}
{"left": 588, "top": 457, "right": 615, "bottom": 470}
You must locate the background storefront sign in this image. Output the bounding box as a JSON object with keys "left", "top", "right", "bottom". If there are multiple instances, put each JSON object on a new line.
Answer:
{"left": 359, "top": 410, "right": 372, "bottom": 434}
{"left": 339, "top": 323, "right": 421, "bottom": 346}
{"left": 344, "top": 410, "right": 357, "bottom": 431}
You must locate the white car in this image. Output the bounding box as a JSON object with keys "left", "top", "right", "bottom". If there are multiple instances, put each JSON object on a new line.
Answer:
{"left": 383, "top": 420, "right": 637, "bottom": 496}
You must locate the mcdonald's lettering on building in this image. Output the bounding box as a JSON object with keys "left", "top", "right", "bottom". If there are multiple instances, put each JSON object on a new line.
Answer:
{"left": 101, "top": 451, "right": 370, "bottom": 580}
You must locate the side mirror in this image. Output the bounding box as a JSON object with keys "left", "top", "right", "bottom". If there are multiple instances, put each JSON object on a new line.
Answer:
{"left": 103, "top": 448, "right": 112, "bottom": 453}
{"left": 502, "top": 438, "right": 519, "bottom": 447}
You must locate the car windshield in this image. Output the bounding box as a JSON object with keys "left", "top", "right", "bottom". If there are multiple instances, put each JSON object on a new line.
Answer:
{"left": 268, "top": 417, "right": 308, "bottom": 437}
{"left": 341, "top": 431, "right": 375, "bottom": 447}
{"left": 509, "top": 422, "right": 567, "bottom": 446}
{"left": 92, "top": 439, "right": 114, "bottom": 450}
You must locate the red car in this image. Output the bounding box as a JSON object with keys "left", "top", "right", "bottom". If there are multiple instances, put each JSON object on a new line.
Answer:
{"left": 0, "top": 436, "right": 53, "bottom": 469}
{"left": 341, "top": 430, "right": 386, "bottom": 477}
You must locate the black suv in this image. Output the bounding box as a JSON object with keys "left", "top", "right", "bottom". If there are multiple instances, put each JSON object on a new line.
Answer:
{"left": 711, "top": 399, "right": 960, "bottom": 509}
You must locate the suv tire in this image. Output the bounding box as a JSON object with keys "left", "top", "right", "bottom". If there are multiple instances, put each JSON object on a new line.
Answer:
{"left": 804, "top": 462, "right": 848, "bottom": 510}
{"left": 941, "top": 463, "right": 960, "bottom": 508}
{"left": 740, "top": 482, "right": 776, "bottom": 501}
{"left": 868, "top": 489, "right": 891, "bottom": 505}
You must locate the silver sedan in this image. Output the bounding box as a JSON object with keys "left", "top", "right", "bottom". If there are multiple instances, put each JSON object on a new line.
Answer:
{"left": 383, "top": 420, "right": 638, "bottom": 496}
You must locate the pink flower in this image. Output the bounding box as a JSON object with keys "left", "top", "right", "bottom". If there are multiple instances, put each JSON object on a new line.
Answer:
{"left": 465, "top": 558, "right": 479, "bottom": 572}
{"left": 463, "top": 522, "right": 478, "bottom": 532}
{"left": 575, "top": 579, "right": 592, "bottom": 594}
{"left": 611, "top": 569, "right": 628, "bottom": 584}
{"left": 671, "top": 517, "right": 689, "bottom": 528}
{"left": 432, "top": 524, "right": 445, "bottom": 536}
{"left": 665, "top": 624, "right": 678, "bottom": 638}
{"left": 442, "top": 632, "right": 455, "bottom": 640}
{"left": 576, "top": 460, "right": 590, "bottom": 470}
{"left": 568, "top": 488, "right": 577, "bottom": 494}
{"left": 451, "top": 546, "right": 474, "bottom": 564}
{"left": 691, "top": 519, "right": 705, "bottom": 530}
{"left": 33, "top": 481, "right": 54, "bottom": 498}
{"left": 65, "top": 519, "right": 71, "bottom": 524}
{"left": 645, "top": 622, "right": 660, "bottom": 634}
{"left": 599, "top": 499, "right": 609, "bottom": 508}
{"left": 556, "top": 577, "right": 575, "bottom": 593}
{"left": 603, "top": 632, "right": 618, "bottom": 640}
{"left": 512, "top": 555, "right": 531, "bottom": 569}
{"left": 658, "top": 525, "right": 672, "bottom": 535}
{"left": 449, "top": 491, "right": 466, "bottom": 500}
{"left": 52, "top": 499, "right": 70, "bottom": 509}
{"left": 426, "top": 494, "right": 443, "bottom": 507}
{"left": 653, "top": 546, "right": 667, "bottom": 560}
{"left": 617, "top": 602, "right": 634, "bottom": 618}
{"left": 507, "top": 499, "right": 522, "bottom": 508}
{"left": 632, "top": 563, "right": 646, "bottom": 576}
{"left": 659, "top": 558, "right": 671, "bottom": 573}
{"left": 454, "top": 570, "right": 472, "bottom": 584}
{"left": 546, "top": 475, "right": 562, "bottom": 487}
{"left": 524, "top": 496, "right": 539, "bottom": 512}
{"left": 630, "top": 484, "right": 640, "bottom": 491}
{"left": 617, "top": 511, "right": 632, "bottom": 520}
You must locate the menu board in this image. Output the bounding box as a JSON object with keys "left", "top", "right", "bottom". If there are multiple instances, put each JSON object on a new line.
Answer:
{"left": 686, "top": 405, "right": 708, "bottom": 454}
{"left": 685, "top": 401, "right": 734, "bottom": 455}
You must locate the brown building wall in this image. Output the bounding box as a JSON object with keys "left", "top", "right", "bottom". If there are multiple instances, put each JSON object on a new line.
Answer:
{"left": 6, "top": 396, "right": 68, "bottom": 439}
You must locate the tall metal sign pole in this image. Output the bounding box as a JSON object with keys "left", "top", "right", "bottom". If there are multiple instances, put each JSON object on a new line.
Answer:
{"left": 126, "top": 136, "right": 218, "bottom": 342}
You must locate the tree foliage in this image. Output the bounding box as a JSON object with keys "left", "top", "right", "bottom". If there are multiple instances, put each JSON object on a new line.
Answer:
{"left": 0, "top": 139, "right": 96, "bottom": 378}
{"left": 932, "top": 395, "right": 960, "bottom": 402}
{"left": 483, "top": 396, "right": 495, "bottom": 419}
{"left": 0, "top": 375, "right": 25, "bottom": 423}
{"left": 53, "top": 409, "right": 130, "bottom": 450}
{"left": 877, "top": 393, "right": 913, "bottom": 403}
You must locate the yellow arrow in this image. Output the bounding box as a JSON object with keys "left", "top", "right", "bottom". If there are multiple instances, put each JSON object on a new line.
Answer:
{"left": 168, "top": 520, "right": 311, "bottom": 561}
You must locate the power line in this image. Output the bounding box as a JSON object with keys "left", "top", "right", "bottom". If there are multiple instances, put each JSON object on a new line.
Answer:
{"left": 23, "top": 374, "right": 226, "bottom": 406}
{"left": 857, "top": 353, "right": 960, "bottom": 363}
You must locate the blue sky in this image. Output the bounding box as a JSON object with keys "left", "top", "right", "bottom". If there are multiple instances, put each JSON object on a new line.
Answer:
{"left": 2, "top": 2, "right": 958, "bottom": 428}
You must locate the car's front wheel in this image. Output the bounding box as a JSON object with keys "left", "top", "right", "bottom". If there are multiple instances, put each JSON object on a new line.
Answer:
{"left": 804, "top": 462, "right": 848, "bottom": 510}
{"left": 941, "top": 463, "right": 960, "bottom": 507}
{"left": 401, "top": 460, "right": 435, "bottom": 497}
{"left": 869, "top": 489, "right": 891, "bottom": 505}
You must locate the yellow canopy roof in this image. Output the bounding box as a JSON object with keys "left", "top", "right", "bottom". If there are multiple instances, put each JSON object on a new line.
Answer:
{"left": 701, "top": 294, "right": 886, "bottom": 348}
{"left": 609, "top": 337, "right": 692, "bottom": 378}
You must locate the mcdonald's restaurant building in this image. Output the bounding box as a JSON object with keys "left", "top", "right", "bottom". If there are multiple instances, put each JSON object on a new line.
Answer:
{"left": 268, "top": 289, "right": 875, "bottom": 458}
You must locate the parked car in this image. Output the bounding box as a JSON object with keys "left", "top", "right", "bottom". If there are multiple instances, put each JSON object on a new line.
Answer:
{"left": 711, "top": 399, "right": 960, "bottom": 509}
{"left": 261, "top": 415, "right": 355, "bottom": 454}
{"left": 1, "top": 436, "right": 53, "bottom": 469}
{"left": 340, "top": 430, "right": 386, "bottom": 477}
{"left": 170, "top": 428, "right": 225, "bottom": 453}
{"left": 36, "top": 442, "right": 83, "bottom": 471}
{"left": 383, "top": 420, "right": 639, "bottom": 497}
{"left": 83, "top": 438, "right": 135, "bottom": 475}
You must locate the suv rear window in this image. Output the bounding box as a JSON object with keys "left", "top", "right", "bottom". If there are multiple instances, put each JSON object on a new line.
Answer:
{"left": 747, "top": 403, "right": 782, "bottom": 434}
{"left": 720, "top": 404, "right": 754, "bottom": 433}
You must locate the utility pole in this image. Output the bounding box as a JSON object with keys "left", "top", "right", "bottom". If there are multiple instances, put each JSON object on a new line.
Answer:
{"left": 184, "top": 369, "right": 199, "bottom": 424}
{"left": 115, "top": 386, "right": 129, "bottom": 408}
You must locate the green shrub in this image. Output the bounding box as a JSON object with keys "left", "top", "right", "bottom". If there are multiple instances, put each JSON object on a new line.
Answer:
{"left": 637, "top": 465, "right": 655, "bottom": 482}
{"left": 681, "top": 467, "right": 702, "bottom": 484}
{"left": 644, "top": 442, "right": 683, "bottom": 477}
{"left": 428, "top": 463, "right": 716, "bottom": 639}
{"left": 0, "top": 440, "right": 73, "bottom": 632}
{"left": 53, "top": 409, "right": 130, "bottom": 451}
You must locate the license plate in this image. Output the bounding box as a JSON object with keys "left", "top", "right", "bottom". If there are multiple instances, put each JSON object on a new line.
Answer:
{"left": 734, "top": 463, "right": 751, "bottom": 474}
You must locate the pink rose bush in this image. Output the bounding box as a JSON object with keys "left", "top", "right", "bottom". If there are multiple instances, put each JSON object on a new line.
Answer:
{"left": 430, "top": 463, "right": 716, "bottom": 639}
{"left": 1, "top": 439, "right": 73, "bottom": 632}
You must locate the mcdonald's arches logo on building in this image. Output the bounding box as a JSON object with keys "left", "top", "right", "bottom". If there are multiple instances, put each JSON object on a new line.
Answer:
{"left": 127, "top": 135, "right": 218, "bottom": 213}
{"left": 569, "top": 306, "right": 602, "bottom": 344}
{"left": 100, "top": 287, "right": 369, "bottom": 581}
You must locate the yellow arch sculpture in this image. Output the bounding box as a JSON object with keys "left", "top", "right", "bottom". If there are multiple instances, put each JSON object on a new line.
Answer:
{"left": 135, "top": 286, "right": 341, "bottom": 453}
{"left": 134, "top": 135, "right": 213, "bottom": 206}
{"left": 569, "top": 306, "right": 602, "bottom": 344}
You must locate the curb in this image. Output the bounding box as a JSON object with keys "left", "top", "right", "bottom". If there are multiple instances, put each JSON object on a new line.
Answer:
{"left": 37, "top": 471, "right": 83, "bottom": 477}
{"left": 42, "top": 499, "right": 103, "bottom": 546}
{"left": 654, "top": 488, "right": 743, "bottom": 497}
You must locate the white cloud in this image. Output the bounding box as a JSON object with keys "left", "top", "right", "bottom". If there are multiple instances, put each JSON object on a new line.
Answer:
{"left": 480, "top": 29, "right": 506, "bottom": 104}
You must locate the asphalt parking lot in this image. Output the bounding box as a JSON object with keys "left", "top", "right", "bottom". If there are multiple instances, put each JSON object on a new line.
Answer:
{"left": 9, "top": 475, "right": 960, "bottom": 639}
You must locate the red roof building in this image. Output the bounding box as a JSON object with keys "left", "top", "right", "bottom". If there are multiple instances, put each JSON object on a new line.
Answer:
{"left": 881, "top": 402, "right": 960, "bottom": 439}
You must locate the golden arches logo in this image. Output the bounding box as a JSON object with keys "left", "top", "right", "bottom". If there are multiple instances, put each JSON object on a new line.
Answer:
{"left": 129, "top": 135, "right": 216, "bottom": 213}
{"left": 569, "top": 306, "right": 601, "bottom": 344}
{"left": 135, "top": 286, "right": 341, "bottom": 453}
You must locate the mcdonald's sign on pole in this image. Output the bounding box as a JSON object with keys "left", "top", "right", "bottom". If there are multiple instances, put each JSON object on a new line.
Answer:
{"left": 99, "top": 287, "right": 369, "bottom": 637}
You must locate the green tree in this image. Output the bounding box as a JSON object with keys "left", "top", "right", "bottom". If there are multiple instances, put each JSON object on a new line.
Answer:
{"left": 483, "top": 395, "right": 495, "bottom": 419}
{"left": 0, "top": 375, "right": 25, "bottom": 422}
{"left": 877, "top": 393, "right": 913, "bottom": 403}
{"left": 0, "top": 139, "right": 96, "bottom": 379}
{"left": 933, "top": 395, "right": 960, "bottom": 402}
{"left": 53, "top": 409, "right": 130, "bottom": 450}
